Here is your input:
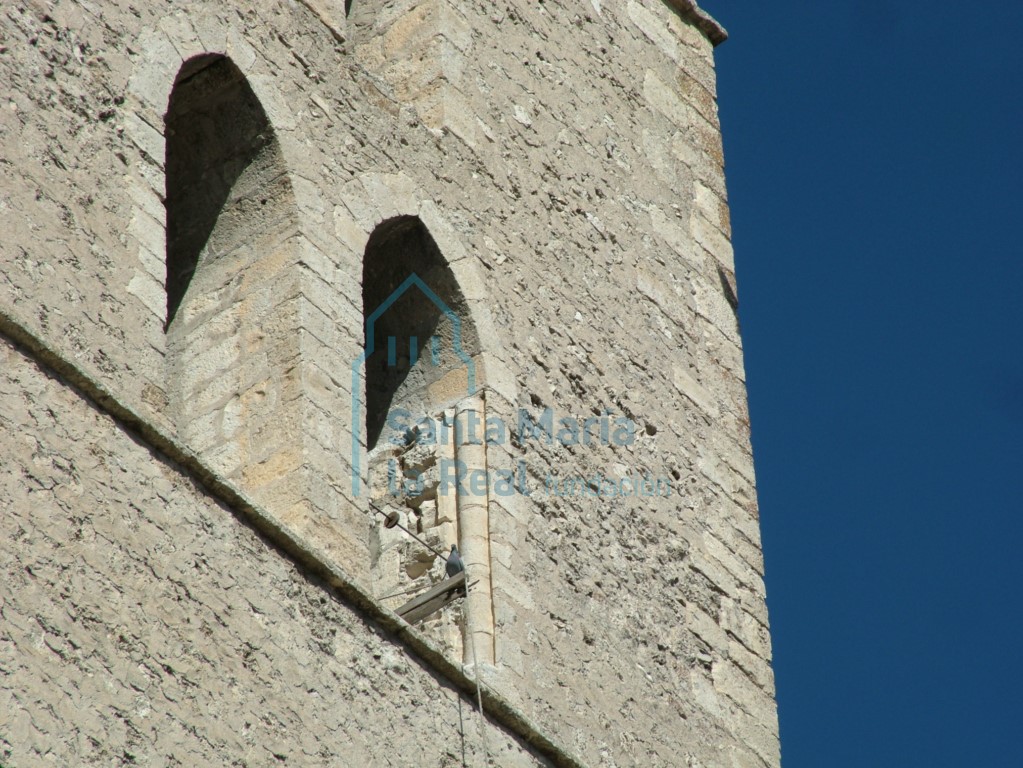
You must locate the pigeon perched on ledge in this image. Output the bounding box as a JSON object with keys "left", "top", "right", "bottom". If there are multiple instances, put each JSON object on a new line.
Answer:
{"left": 446, "top": 544, "right": 465, "bottom": 578}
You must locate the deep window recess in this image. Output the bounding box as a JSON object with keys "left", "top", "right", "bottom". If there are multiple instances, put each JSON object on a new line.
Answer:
{"left": 164, "top": 55, "right": 283, "bottom": 330}
{"left": 361, "top": 216, "right": 478, "bottom": 450}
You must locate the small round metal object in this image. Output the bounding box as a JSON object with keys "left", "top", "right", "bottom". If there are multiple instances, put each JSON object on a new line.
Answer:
{"left": 383, "top": 509, "right": 400, "bottom": 529}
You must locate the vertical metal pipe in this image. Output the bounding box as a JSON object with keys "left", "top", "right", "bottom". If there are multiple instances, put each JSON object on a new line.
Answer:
{"left": 454, "top": 394, "right": 494, "bottom": 665}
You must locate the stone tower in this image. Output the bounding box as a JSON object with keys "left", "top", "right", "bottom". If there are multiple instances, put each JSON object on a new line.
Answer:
{"left": 0, "top": 1, "right": 779, "bottom": 766}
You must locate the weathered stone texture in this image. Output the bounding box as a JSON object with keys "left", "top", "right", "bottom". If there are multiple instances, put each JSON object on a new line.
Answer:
{"left": 0, "top": 337, "right": 543, "bottom": 767}
{"left": 1, "top": 0, "right": 777, "bottom": 766}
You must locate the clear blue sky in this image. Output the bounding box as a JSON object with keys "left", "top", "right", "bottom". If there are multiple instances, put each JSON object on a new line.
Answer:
{"left": 705, "top": 2, "right": 1023, "bottom": 766}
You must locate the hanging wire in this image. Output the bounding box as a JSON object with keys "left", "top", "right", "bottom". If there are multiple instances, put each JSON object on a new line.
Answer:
{"left": 368, "top": 500, "right": 446, "bottom": 559}
{"left": 462, "top": 563, "right": 491, "bottom": 767}
{"left": 458, "top": 693, "right": 468, "bottom": 768}
{"left": 370, "top": 501, "right": 488, "bottom": 762}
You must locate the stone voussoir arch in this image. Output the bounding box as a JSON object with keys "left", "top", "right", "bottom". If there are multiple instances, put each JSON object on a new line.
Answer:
{"left": 342, "top": 171, "right": 517, "bottom": 409}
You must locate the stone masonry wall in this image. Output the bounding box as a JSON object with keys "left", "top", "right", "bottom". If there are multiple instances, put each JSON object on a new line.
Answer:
{"left": 1, "top": 1, "right": 778, "bottom": 766}
{"left": 0, "top": 336, "right": 544, "bottom": 767}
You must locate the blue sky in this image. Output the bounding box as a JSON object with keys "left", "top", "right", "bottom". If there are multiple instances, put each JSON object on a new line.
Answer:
{"left": 705, "top": 2, "right": 1023, "bottom": 765}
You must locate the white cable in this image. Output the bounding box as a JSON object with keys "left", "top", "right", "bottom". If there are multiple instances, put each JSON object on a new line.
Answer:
{"left": 462, "top": 564, "right": 491, "bottom": 767}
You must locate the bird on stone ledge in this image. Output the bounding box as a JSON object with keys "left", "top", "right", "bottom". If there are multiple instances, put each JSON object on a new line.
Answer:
{"left": 446, "top": 544, "right": 465, "bottom": 578}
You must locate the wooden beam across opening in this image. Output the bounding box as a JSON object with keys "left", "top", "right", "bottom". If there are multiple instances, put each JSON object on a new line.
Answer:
{"left": 396, "top": 572, "right": 467, "bottom": 625}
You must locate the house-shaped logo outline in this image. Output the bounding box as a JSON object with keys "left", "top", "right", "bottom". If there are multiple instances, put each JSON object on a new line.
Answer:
{"left": 350, "top": 272, "right": 477, "bottom": 496}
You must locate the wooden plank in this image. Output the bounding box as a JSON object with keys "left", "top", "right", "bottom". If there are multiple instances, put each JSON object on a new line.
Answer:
{"left": 396, "top": 572, "right": 466, "bottom": 625}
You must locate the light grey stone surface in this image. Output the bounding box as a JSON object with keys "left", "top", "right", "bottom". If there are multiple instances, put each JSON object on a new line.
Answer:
{"left": 1, "top": 1, "right": 777, "bottom": 766}
{"left": 0, "top": 336, "right": 544, "bottom": 767}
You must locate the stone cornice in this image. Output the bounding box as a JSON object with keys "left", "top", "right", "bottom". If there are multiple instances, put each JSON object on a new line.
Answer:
{"left": 665, "top": 0, "right": 728, "bottom": 46}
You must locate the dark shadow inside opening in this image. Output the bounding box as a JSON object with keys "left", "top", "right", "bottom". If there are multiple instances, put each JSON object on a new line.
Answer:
{"left": 362, "top": 217, "right": 471, "bottom": 450}
{"left": 164, "top": 55, "right": 274, "bottom": 329}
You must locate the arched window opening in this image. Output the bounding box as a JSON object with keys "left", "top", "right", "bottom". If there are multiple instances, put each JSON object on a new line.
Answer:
{"left": 163, "top": 54, "right": 298, "bottom": 475}
{"left": 165, "top": 54, "right": 286, "bottom": 330}
{"left": 362, "top": 215, "right": 491, "bottom": 660}
{"left": 362, "top": 216, "right": 479, "bottom": 451}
